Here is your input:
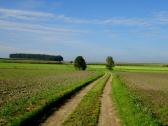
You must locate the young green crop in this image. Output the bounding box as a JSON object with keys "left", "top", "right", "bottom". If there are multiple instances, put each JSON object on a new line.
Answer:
{"left": 63, "top": 73, "right": 110, "bottom": 126}
{"left": 0, "top": 63, "right": 103, "bottom": 126}
{"left": 119, "top": 72, "right": 168, "bottom": 125}
{"left": 114, "top": 65, "right": 168, "bottom": 72}
{"left": 0, "top": 62, "right": 74, "bottom": 70}
{"left": 88, "top": 64, "right": 168, "bottom": 72}
{"left": 112, "top": 74, "right": 161, "bottom": 126}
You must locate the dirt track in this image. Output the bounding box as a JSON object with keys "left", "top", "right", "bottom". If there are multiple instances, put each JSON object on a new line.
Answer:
{"left": 98, "top": 75, "right": 120, "bottom": 126}
{"left": 41, "top": 76, "right": 103, "bottom": 126}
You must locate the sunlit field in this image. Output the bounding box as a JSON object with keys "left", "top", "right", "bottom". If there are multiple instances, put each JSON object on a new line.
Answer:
{"left": 119, "top": 72, "right": 168, "bottom": 125}
{"left": 1, "top": 62, "right": 168, "bottom": 126}
{"left": 112, "top": 72, "right": 168, "bottom": 125}
{"left": 88, "top": 64, "right": 168, "bottom": 72}
{"left": 0, "top": 62, "right": 102, "bottom": 125}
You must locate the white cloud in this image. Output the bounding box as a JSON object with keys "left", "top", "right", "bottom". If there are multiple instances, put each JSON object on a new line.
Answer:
{"left": 0, "top": 8, "right": 151, "bottom": 26}
{"left": 0, "top": 8, "right": 54, "bottom": 20}
{"left": 0, "top": 20, "right": 87, "bottom": 34}
{"left": 1, "top": 8, "right": 168, "bottom": 26}
{"left": 154, "top": 11, "right": 168, "bottom": 24}
{"left": 0, "top": 8, "right": 89, "bottom": 23}
{"left": 100, "top": 17, "right": 149, "bottom": 26}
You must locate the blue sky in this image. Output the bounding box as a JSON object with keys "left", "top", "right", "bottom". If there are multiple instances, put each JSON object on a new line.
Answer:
{"left": 0, "top": 0, "right": 168, "bottom": 63}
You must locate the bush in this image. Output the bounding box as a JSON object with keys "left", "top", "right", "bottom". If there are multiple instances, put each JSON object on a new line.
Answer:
{"left": 74, "top": 56, "right": 87, "bottom": 70}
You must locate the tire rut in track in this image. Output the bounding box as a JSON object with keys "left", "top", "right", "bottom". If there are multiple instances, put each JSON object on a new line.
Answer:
{"left": 40, "top": 76, "right": 104, "bottom": 126}
{"left": 98, "top": 75, "right": 121, "bottom": 126}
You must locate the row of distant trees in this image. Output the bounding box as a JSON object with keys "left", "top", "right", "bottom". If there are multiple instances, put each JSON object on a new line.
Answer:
{"left": 74, "top": 56, "right": 114, "bottom": 70}
{"left": 10, "top": 53, "right": 63, "bottom": 61}
{"left": 9, "top": 53, "right": 114, "bottom": 70}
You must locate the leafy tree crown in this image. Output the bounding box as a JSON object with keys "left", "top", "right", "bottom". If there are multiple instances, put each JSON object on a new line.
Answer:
{"left": 106, "top": 56, "right": 115, "bottom": 70}
{"left": 74, "top": 56, "right": 87, "bottom": 70}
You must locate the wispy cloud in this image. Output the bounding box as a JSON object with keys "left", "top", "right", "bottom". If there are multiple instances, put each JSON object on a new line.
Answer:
{"left": 0, "top": 8, "right": 90, "bottom": 34}
{"left": 1, "top": 8, "right": 168, "bottom": 27}
{"left": 100, "top": 17, "right": 149, "bottom": 26}
{"left": 0, "top": 8, "right": 151, "bottom": 26}
{"left": 154, "top": 11, "right": 168, "bottom": 24}
{"left": 0, "top": 19, "right": 87, "bottom": 34}
{"left": 0, "top": 8, "right": 55, "bottom": 21}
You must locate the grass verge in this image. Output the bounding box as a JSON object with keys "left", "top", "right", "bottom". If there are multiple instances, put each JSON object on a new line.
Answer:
{"left": 63, "top": 73, "right": 110, "bottom": 126}
{"left": 112, "top": 74, "right": 162, "bottom": 126}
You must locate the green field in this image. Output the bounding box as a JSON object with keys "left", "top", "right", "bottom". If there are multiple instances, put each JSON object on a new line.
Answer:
{"left": 88, "top": 64, "right": 168, "bottom": 72}
{"left": 1, "top": 1, "right": 167, "bottom": 126}
{"left": 112, "top": 74, "right": 160, "bottom": 126}
{"left": 0, "top": 62, "right": 103, "bottom": 125}
{"left": 89, "top": 63, "right": 168, "bottom": 125}
{"left": 118, "top": 72, "right": 168, "bottom": 125}
{"left": 1, "top": 62, "right": 168, "bottom": 126}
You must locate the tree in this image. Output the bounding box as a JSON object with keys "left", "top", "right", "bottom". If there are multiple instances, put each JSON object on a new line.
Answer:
{"left": 106, "top": 56, "right": 115, "bottom": 70}
{"left": 74, "top": 56, "right": 87, "bottom": 70}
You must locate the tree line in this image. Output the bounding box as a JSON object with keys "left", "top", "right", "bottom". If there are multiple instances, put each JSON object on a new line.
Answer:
{"left": 9, "top": 54, "right": 114, "bottom": 70}
{"left": 9, "top": 53, "right": 63, "bottom": 61}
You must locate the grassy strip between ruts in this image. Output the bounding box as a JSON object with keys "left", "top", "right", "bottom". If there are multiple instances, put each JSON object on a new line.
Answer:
{"left": 63, "top": 73, "right": 110, "bottom": 126}
{"left": 10, "top": 73, "right": 104, "bottom": 126}
{"left": 112, "top": 74, "right": 162, "bottom": 126}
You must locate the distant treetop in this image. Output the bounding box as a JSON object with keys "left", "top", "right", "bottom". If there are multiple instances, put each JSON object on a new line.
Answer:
{"left": 9, "top": 53, "right": 63, "bottom": 61}
{"left": 106, "top": 56, "right": 115, "bottom": 70}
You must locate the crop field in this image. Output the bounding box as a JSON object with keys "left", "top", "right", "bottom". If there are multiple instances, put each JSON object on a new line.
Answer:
{"left": 116, "top": 72, "right": 168, "bottom": 125}
{"left": 0, "top": 63, "right": 103, "bottom": 126}
{"left": 0, "top": 62, "right": 74, "bottom": 70}
{"left": 114, "top": 66, "right": 168, "bottom": 72}
{"left": 1, "top": 62, "right": 168, "bottom": 126}
{"left": 1, "top": 1, "right": 168, "bottom": 125}
{"left": 88, "top": 64, "right": 168, "bottom": 72}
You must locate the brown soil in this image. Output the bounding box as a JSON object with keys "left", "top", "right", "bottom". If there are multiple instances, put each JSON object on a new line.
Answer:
{"left": 40, "top": 76, "right": 103, "bottom": 126}
{"left": 98, "top": 75, "right": 120, "bottom": 126}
